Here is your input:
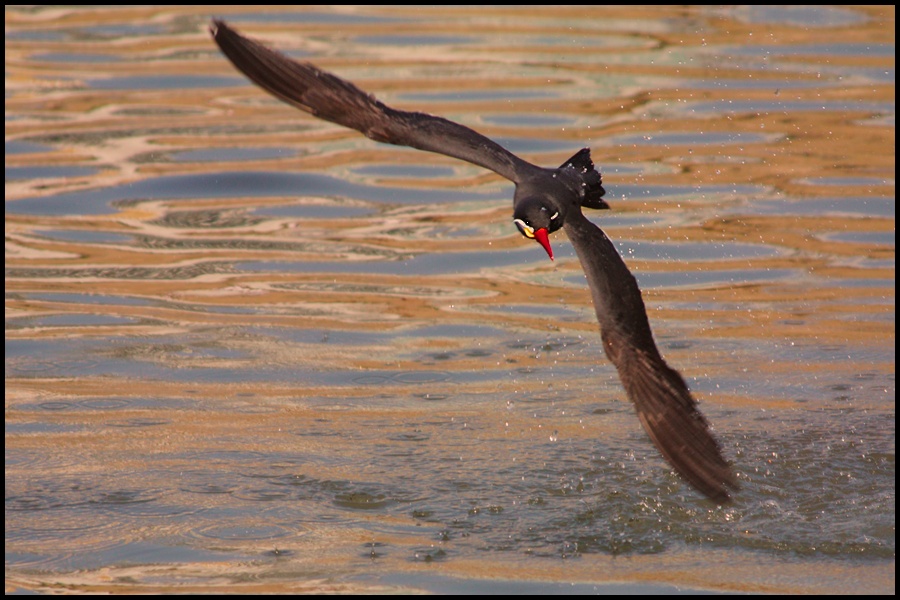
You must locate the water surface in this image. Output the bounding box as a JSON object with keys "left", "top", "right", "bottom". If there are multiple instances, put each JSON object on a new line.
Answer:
{"left": 5, "top": 5, "right": 894, "bottom": 595}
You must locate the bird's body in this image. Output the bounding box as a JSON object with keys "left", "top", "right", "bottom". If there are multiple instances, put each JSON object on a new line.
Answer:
{"left": 211, "top": 20, "right": 737, "bottom": 503}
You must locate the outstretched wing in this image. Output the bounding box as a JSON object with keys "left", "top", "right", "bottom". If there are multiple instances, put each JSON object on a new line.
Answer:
{"left": 211, "top": 20, "right": 536, "bottom": 184}
{"left": 564, "top": 212, "right": 737, "bottom": 503}
{"left": 603, "top": 327, "right": 736, "bottom": 503}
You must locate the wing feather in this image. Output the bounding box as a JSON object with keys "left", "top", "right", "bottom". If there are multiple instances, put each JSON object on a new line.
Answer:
{"left": 211, "top": 20, "right": 535, "bottom": 183}
{"left": 566, "top": 212, "right": 738, "bottom": 502}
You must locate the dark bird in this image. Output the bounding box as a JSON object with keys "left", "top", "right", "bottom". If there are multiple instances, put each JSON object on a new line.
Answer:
{"left": 210, "top": 20, "right": 738, "bottom": 503}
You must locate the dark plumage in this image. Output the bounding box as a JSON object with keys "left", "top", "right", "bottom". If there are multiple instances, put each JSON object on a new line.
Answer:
{"left": 211, "top": 20, "right": 738, "bottom": 503}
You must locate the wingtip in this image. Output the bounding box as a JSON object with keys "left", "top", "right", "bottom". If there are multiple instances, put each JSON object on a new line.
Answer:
{"left": 706, "top": 480, "right": 738, "bottom": 505}
{"left": 209, "top": 17, "right": 234, "bottom": 39}
{"left": 692, "top": 456, "right": 741, "bottom": 505}
{"left": 209, "top": 18, "right": 229, "bottom": 39}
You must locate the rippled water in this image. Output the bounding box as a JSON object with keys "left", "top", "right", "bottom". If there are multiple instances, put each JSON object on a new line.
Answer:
{"left": 5, "top": 5, "right": 895, "bottom": 594}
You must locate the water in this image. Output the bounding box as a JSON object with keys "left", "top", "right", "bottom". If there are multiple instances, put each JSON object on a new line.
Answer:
{"left": 5, "top": 5, "right": 894, "bottom": 594}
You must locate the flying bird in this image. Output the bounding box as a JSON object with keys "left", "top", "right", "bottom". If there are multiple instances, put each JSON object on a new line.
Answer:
{"left": 210, "top": 20, "right": 738, "bottom": 503}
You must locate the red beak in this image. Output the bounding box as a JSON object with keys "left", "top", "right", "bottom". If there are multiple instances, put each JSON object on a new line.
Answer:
{"left": 533, "top": 228, "right": 554, "bottom": 261}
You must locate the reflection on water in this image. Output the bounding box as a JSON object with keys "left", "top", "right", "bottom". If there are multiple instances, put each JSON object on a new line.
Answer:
{"left": 5, "top": 5, "right": 894, "bottom": 595}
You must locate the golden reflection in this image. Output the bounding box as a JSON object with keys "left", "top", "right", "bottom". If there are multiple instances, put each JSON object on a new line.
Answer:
{"left": 5, "top": 5, "right": 894, "bottom": 595}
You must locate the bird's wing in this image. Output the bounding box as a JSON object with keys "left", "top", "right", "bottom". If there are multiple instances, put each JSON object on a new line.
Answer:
{"left": 211, "top": 20, "right": 536, "bottom": 184}
{"left": 563, "top": 212, "right": 737, "bottom": 503}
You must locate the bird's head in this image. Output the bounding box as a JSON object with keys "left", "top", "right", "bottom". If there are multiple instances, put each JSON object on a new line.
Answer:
{"left": 512, "top": 197, "right": 563, "bottom": 261}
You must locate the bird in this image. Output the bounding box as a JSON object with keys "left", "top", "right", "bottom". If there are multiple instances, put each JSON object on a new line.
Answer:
{"left": 210, "top": 19, "right": 738, "bottom": 503}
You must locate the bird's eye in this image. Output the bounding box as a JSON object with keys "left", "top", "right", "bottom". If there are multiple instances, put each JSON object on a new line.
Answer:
{"left": 513, "top": 218, "right": 535, "bottom": 239}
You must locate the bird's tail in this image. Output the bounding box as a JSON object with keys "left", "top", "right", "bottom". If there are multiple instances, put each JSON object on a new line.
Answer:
{"left": 560, "top": 148, "right": 608, "bottom": 210}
